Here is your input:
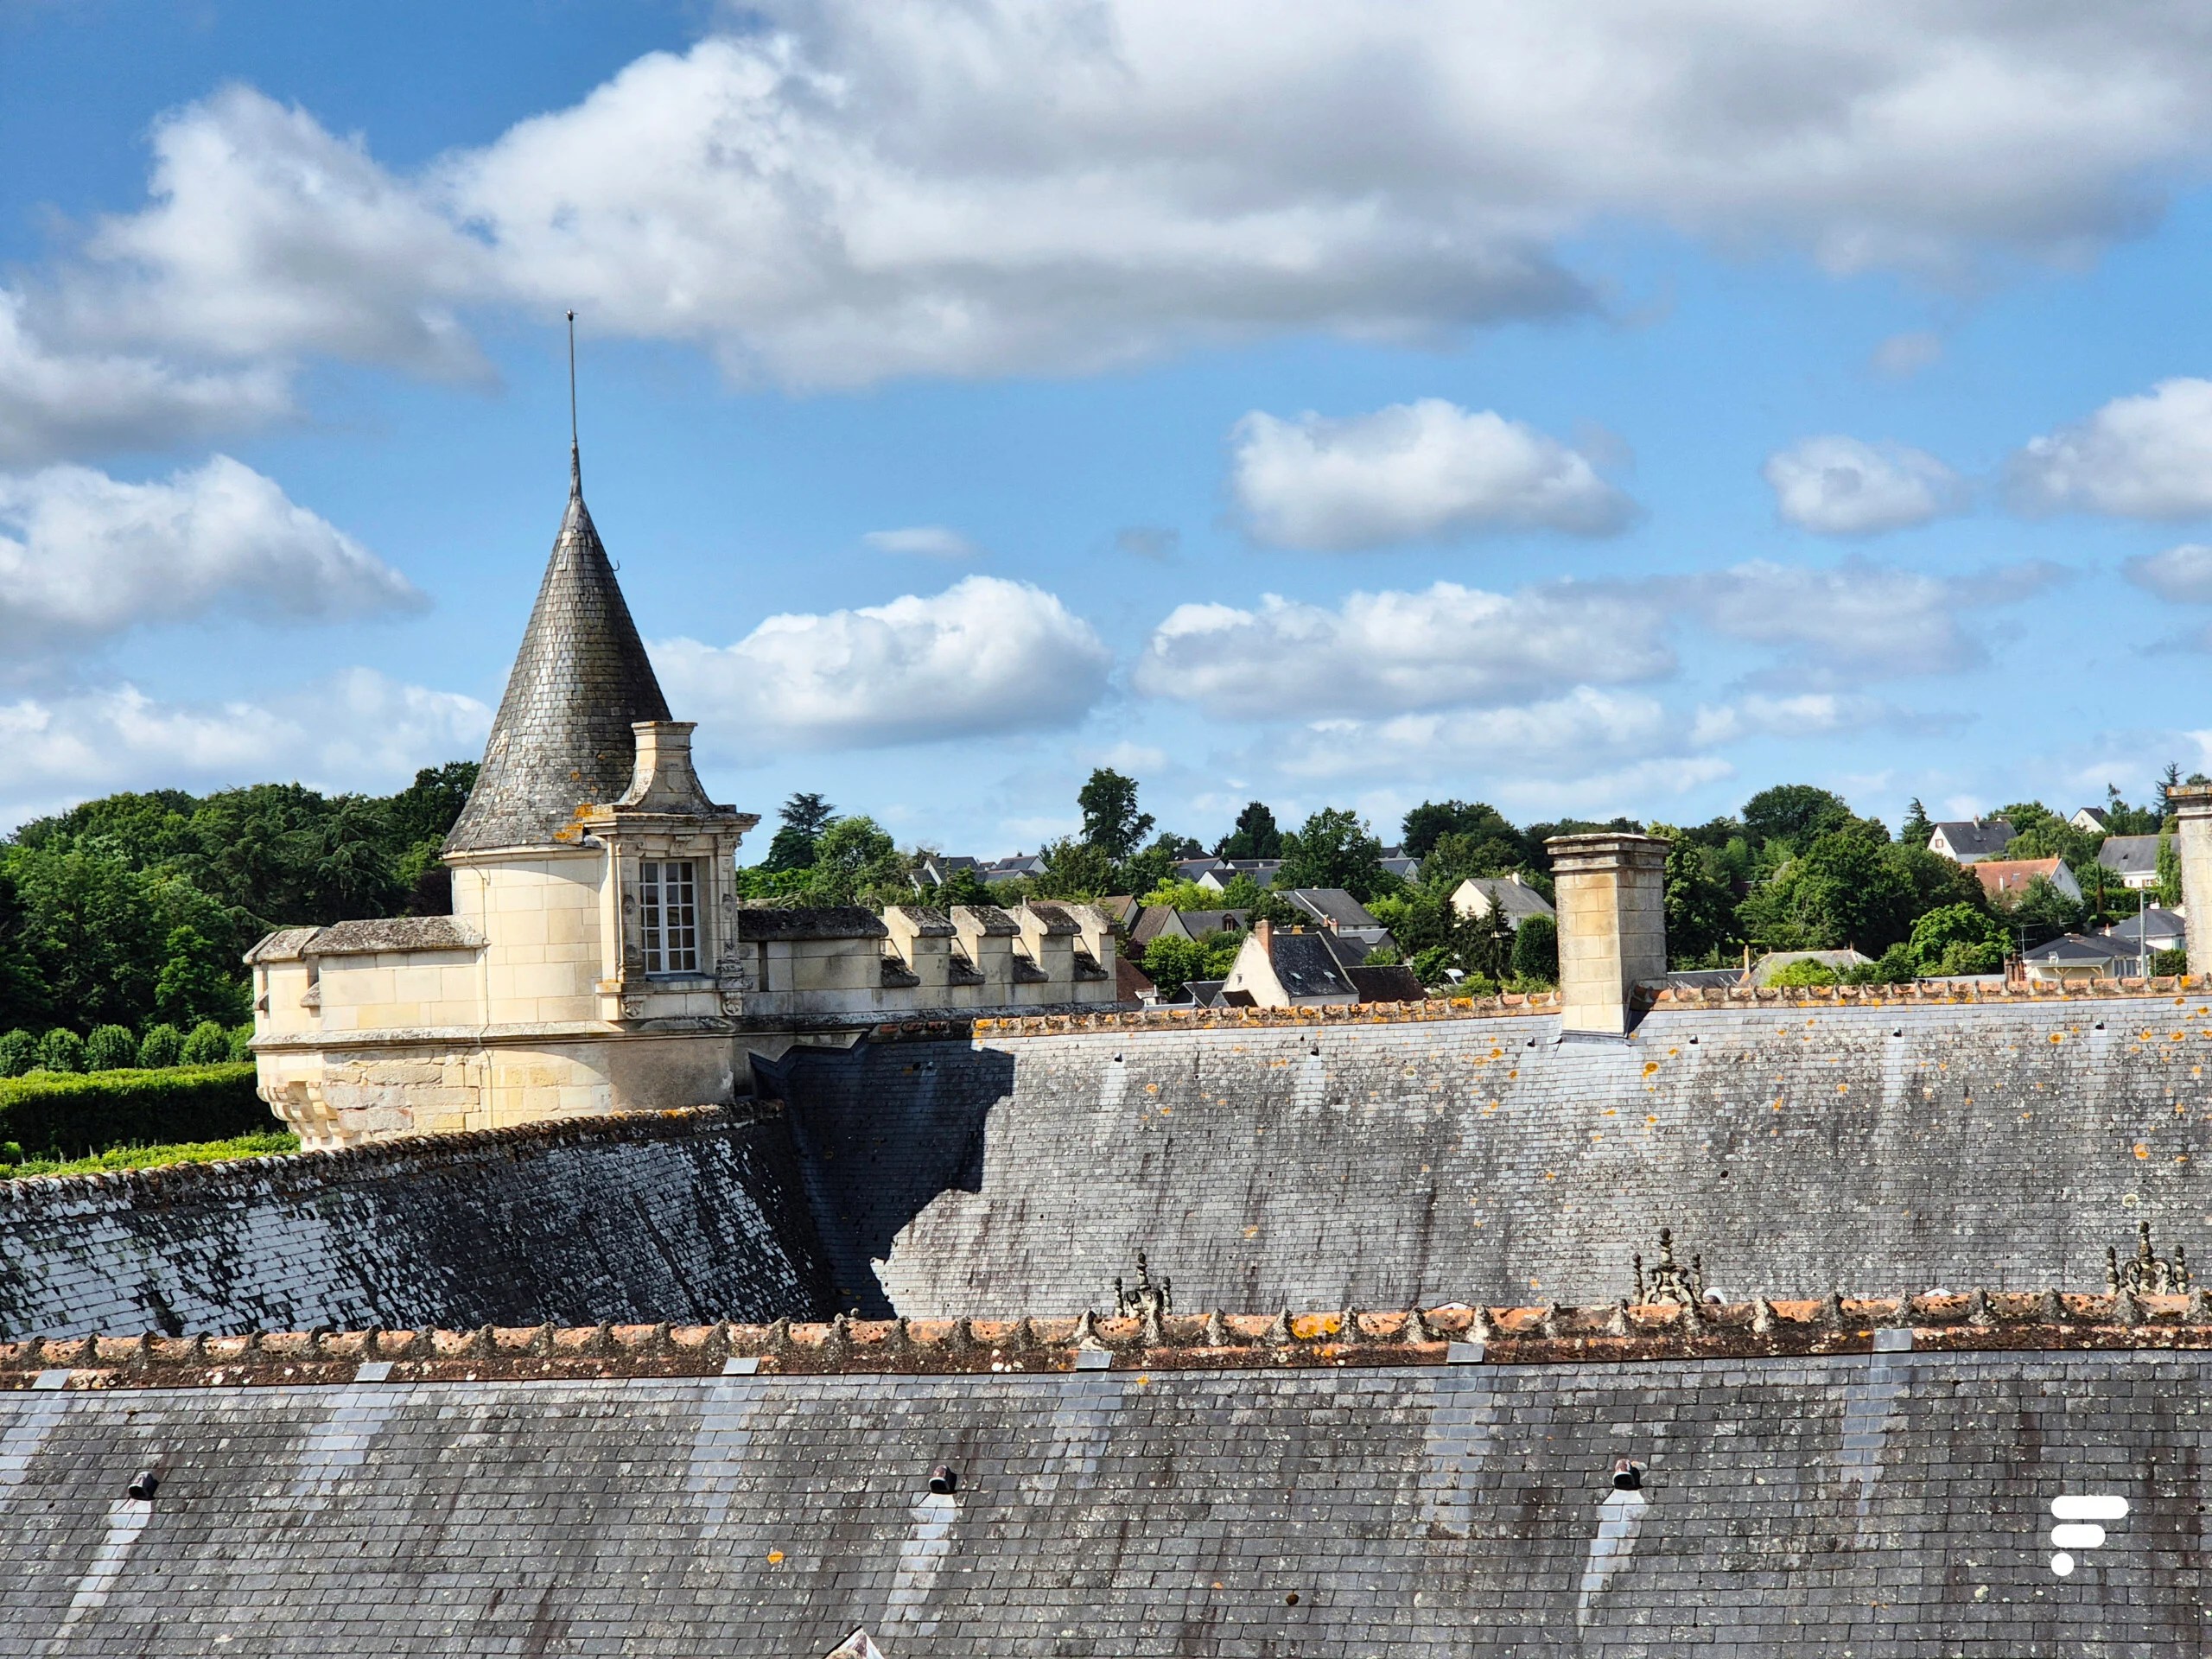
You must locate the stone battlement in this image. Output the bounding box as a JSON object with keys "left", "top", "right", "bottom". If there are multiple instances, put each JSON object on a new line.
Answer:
{"left": 5, "top": 1289, "right": 2207, "bottom": 1388}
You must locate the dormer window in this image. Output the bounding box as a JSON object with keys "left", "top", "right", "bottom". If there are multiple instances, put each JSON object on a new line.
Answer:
{"left": 639, "top": 860, "right": 700, "bottom": 973}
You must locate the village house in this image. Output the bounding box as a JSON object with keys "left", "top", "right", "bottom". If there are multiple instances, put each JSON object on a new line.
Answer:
{"left": 1926, "top": 817, "right": 2016, "bottom": 863}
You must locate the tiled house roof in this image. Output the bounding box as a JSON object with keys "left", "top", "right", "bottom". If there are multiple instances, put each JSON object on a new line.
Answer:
{"left": 445, "top": 461, "right": 672, "bottom": 854}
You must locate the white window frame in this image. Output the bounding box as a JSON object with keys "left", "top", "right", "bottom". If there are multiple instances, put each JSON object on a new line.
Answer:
{"left": 639, "top": 859, "right": 701, "bottom": 974}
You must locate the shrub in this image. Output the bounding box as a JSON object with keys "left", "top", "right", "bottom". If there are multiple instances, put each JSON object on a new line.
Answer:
{"left": 38, "top": 1029, "right": 86, "bottom": 1073}
{"left": 1141, "top": 935, "right": 1208, "bottom": 998}
{"left": 0, "top": 1030, "right": 34, "bottom": 1078}
{"left": 181, "top": 1020, "right": 230, "bottom": 1066}
{"left": 1768, "top": 958, "right": 1840, "bottom": 988}
{"left": 2153, "top": 946, "right": 2189, "bottom": 977}
{"left": 85, "top": 1025, "right": 137, "bottom": 1071}
{"left": 137, "top": 1024, "right": 183, "bottom": 1069}
{"left": 228, "top": 1023, "right": 256, "bottom": 1063}
{"left": 0, "top": 1064, "right": 266, "bottom": 1160}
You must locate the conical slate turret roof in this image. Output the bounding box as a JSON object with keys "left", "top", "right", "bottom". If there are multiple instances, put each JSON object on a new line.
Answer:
{"left": 444, "top": 450, "right": 671, "bottom": 854}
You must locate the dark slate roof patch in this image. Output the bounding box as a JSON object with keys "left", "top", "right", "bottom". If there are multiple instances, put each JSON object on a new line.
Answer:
{"left": 444, "top": 483, "right": 672, "bottom": 854}
{"left": 1348, "top": 963, "right": 1425, "bottom": 1003}
{"left": 1270, "top": 931, "right": 1357, "bottom": 997}
{"left": 735, "top": 906, "right": 891, "bottom": 940}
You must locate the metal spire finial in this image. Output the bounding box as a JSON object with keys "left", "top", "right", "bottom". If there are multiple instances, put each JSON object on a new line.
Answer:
{"left": 566, "top": 309, "right": 581, "bottom": 499}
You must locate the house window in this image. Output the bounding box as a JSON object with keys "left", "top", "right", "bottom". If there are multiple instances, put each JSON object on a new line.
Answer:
{"left": 639, "top": 860, "right": 700, "bottom": 973}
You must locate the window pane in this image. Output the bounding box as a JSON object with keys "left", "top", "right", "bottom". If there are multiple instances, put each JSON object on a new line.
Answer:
{"left": 640, "top": 860, "right": 664, "bottom": 973}
{"left": 668, "top": 861, "right": 698, "bottom": 971}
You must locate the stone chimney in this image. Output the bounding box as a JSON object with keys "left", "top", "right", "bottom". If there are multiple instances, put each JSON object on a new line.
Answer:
{"left": 2169, "top": 783, "right": 2212, "bottom": 975}
{"left": 1545, "top": 832, "right": 1670, "bottom": 1037}
{"left": 613, "top": 721, "right": 715, "bottom": 813}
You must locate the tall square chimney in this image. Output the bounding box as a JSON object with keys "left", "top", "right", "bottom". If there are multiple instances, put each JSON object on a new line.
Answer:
{"left": 1545, "top": 832, "right": 1670, "bottom": 1037}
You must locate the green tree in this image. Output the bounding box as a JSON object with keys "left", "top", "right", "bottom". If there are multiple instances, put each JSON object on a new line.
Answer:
{"left": 137, "top": 1024, "right": 184, "bottom": 1069}
{"left": 1114, "top": 831, "right": 1188, "bottom": 899}
{"left": 1077, "top": 769, "right": 1154, "bottom": 861}
{"left": 1400, "top": 801, "right": 1534, "bottom": 869}
{"left": 1215, "top": 801, "right": 1282, "bottom": 860}
{"left": 0, "top": 1029, "right": 35, "bottom": 1077}
{"left": 1738, "top": 826, "right": 1916, "bottom": 953}
{"left": 1511, "top": 915, "right": 1559, "bottom": 982}
{"left": 935, "top": 867, "right": 995, "bottom": 908}
{"left": 85, "top": 1024, "right": 137, "bottom": 1071}
{"left": 1899, "top": 798, "right": 1933, "bottom": 846}
{"left": 802, "top": 816, "right": 908, "bottom": 906}
{"left": 155, "top": 926, "right": 245, "bottom": 1028}
{"left": 1741, "top": 785, "right": 1857, "bottom": 851}
{"left": 1769, "top": 957, "right": 1840, "bottom": 987}
{"left": 1141, "top": 935, "right": 1209, "bottom": 997}
{"left": 1661, "top": 836, "right": 1736, "bottom": 965}
{"left": 181, "top": 1020, "right": 230, "bottom": 1065}
{"left": 764, "top": 792, "right": 836, "bottom": 873}
{"left": 1907, "top": 905, "right": 2006, "bottom": 976}
{"left": 2158, "top": 829, "right": 2183, "bottom": 907}
{"left": 2002, "top": 875, "right": 2085, "bottom": 949}
{"left": 1140, "top": 879, "right": 1223, "bottom": 911}
{"left": 1276, "top": 808, "right": 1389, "bottom": 899}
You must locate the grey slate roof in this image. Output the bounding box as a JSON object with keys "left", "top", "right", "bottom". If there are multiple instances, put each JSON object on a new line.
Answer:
{"left": 1283, "top": 887, "right": 1380, "bottom": 931}
{"left": 1928, "top": 817, "right": 2015, "bottom": 860}
{"left": 1268, "top": 931, "right": 1357, "bottom": 998}
{"left": 2105, "top": 905, "right": 2184, "bottom": 947}
{"left": 444, "top": 467, "right": 671, "bottom": 854}
{"left": 1347, "top": 962, "right": 1424, "bottom": 1002}
{"left": 2097, "top": 832, "right": 2161, "bottom": 878}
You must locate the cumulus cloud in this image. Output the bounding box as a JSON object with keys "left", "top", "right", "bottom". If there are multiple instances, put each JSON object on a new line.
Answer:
{"left": 2123, "top": 541, "right": 2212, "bottom": 602}
{"left": 0, "top": 669, "right": 489, "bottom": 827}
{"left": 1763, "top": 435, "right": 1965, "bottom": 535}
{"left": 0, "top": 455, "right": 423, "bottom": 671}
{"left": 0, "top": 291, "right": 291, "bottom": 466}
{"left": 1688, "top": 692, "right": 1896, "bottom": 746}
{"left": 2010, "top": 378, "right": 2212, "bottom": 518}
{"left": 1268, "top": 688, "right": 1732, "bottom": 806}
{"left": 68, "top": 86, "right": 491, "bottom": 378}
{"left": 862, "top": 525, "right": 981, "bottom": 559}
{"left": 1685, "top": 558, "right": 2063, "bottom": 683}
{"left": 1133, "top": 581, "right": 1671, "bottom": 719}
{"left": 1230, "top": 401, "right": 1634, "bottom": 549}
{"left": 46, "top": 7, "right": 2212, "bottom": 390}
{"left": 654, "top": 575, "right": 1109, "bottom": 750}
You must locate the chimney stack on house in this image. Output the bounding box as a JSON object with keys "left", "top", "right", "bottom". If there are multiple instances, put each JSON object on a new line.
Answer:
{"left": 2168, "top": 783, "right": 2212, "bottom": 976}
{"left": 1545, "top": 832, "right": 1670, "bottom": 1037}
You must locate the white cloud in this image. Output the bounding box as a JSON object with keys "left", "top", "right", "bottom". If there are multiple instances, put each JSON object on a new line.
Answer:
{"left": 654, "top": 574, "right": 1109, "bottom": 750}
{"left": 1133, "top": 580, "right": 1671, "bottom": 719}
{"left": 1684, "top": 558, "right": 2062, "bottom": 682}
{"left": 50, "top": 8, "right": 2212, "bottom": 390}
{"left": 1266, "top": 689, "right": 1732, "bottom": 812}
{"left": 0, "top": 669, "right": 490, "bottom": 828}
{"left": 863, "top": 524, "right": 981, "bottom": 559}
{"left": 0, "top": 455, "right": 423, "bottom": 671}
{"left": 1763, "top": 435, "right": 1964, "bottom": 535}
{"left": 1230, "top": 400, "right": 1634, "bottom": 549}
{"left": 1689, "top": 692, "right": 1894, "bottom": 746}
{"left": 0, "top": 291, "right": 290, "bottom": 466}
{"left": 2123, "top": 541, "right": 2212, "bottom": 601}
{"left": 1870, "top": 330, "right": 1943, "bottom": 378}
{"left": 69, "top": 86, "right": 491, "bottom": 378}
{"left": 2010, "top": 378, "right": 2212, "bottom": 518}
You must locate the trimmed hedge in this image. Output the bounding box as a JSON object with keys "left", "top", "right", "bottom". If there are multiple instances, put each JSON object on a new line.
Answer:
{"left": 0, "top": 1064, "right": 268, "bottom": 1160}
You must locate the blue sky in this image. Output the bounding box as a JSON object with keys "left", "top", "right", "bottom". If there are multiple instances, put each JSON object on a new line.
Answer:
{"left": 9, "top": 2, "right": 2212, "bottom": 856}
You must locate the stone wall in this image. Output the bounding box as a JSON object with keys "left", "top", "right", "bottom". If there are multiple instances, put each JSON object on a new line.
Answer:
{"left": 776, "top": 996, "right": 2212, "bottom": 1316}
{"left": 1, "top": 1345, "right": 2204, "bottom": 1655}
{"left": 0, "top": 1106, "right": 836, "bottom": 1339}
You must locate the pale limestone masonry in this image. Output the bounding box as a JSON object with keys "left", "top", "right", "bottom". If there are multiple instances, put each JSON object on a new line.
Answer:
{"left": 1547, "top": 831, "right": 1669, "bottom": 1037}
{"left": 251, "top": 466, "right": 1116, "bottom": 1149}
{"left": 2171, "top": 780, "right": 2212, "bottom": 976}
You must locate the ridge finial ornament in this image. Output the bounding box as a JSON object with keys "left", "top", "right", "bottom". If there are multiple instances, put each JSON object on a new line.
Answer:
{"left": 1631, "top": 1227, "right": 1707, "bottom": 1306}
{"left": 2108, "top": 1220, "right": 2190, "bottom": 1295}
{"left": 1114, "top": 1250, "right": 1172, "bottom": 1323}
